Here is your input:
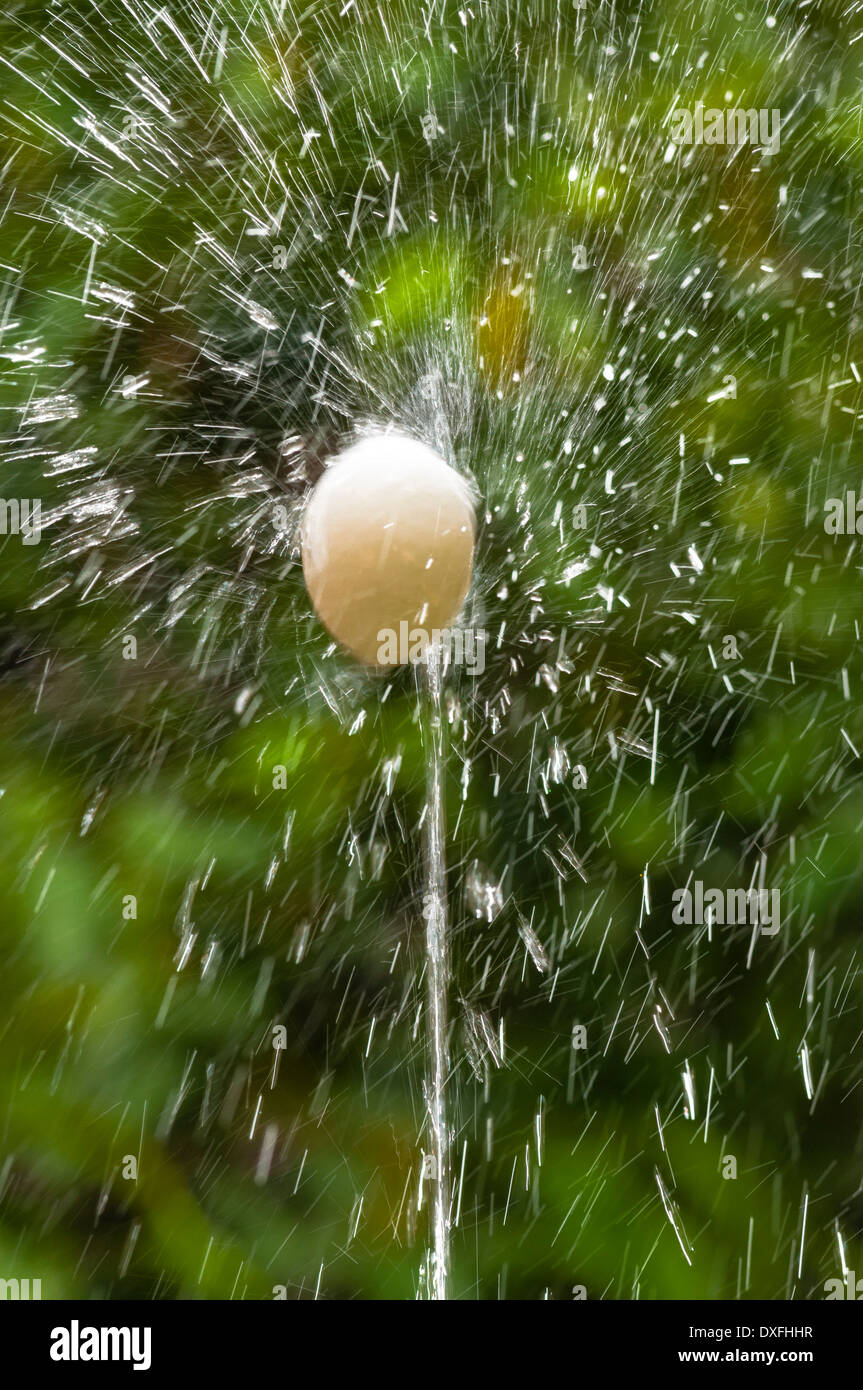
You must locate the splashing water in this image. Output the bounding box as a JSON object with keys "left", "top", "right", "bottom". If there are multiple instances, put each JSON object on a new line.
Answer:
{"left": 419, "top": 645, "right": 450, "bottom": 1301}
{"left": 1, "top": 0, "right": 862, "bottom": 1301}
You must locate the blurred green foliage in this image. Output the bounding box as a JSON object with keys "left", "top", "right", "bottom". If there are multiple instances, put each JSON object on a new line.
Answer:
{"left": 0, "top": 0, "right": 862, "bottom": 1300}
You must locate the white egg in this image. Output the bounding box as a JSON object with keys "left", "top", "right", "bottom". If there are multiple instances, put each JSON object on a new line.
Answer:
{"left": 302, "top": 432, "right": 476, "bottom": 667}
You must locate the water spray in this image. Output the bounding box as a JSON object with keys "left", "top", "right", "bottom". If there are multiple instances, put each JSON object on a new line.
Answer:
{"left": 301, "top": 430, "right": 476, "bottom": 1299}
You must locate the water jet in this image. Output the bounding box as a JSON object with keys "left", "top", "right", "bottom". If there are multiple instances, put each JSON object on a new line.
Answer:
{"left": 302, "top": 430, "right": 476, "bottom": 1299}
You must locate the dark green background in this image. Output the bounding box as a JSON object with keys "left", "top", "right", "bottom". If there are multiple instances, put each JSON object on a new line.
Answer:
{"left": 0, "top": 0, "right": 861, "bottom": 1298}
